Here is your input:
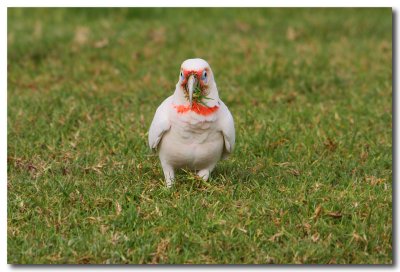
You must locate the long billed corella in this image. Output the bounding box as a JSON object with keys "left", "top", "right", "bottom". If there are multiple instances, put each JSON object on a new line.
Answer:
{"left": 148, "top": 58, "right": 235, "bottom": 187}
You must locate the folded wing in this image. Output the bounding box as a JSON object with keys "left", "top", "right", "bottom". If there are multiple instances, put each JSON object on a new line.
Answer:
{"left": 148, "top": 96, "right": 173, "bottom": 150}
{"left": 218, "top": 100, "right": 235, "bottom": 158}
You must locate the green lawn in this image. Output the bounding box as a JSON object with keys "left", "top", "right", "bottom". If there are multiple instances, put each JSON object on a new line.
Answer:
{"left": 7, "top": 8, "right": 392, "bottom": 264}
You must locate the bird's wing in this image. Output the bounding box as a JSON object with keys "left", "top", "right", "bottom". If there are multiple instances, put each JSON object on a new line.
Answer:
{"left": 218, "top": 100, "right": 235, "bottom": 158}
{"left": 148, "top": 96, "right": 173, "bottom": 150}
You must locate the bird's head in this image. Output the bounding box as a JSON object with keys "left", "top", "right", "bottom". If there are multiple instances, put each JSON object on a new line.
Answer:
{"left": 175, "top": 58, "right": 219, "bottom": 108}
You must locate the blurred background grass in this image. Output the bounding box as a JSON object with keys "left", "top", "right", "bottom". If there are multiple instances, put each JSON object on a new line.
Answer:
{"left": 8, "top": 8, "right": 392, "bottom": 264}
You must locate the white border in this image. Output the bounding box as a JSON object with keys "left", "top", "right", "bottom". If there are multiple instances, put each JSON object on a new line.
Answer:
{"left": 2, "top": 1, "right": 398, "bottom": 272}
{"left": 1, "top": 0, "right": 397, "bottom": 7}
{"left": 1, "top": 3, "right": 7, "bottom": 272}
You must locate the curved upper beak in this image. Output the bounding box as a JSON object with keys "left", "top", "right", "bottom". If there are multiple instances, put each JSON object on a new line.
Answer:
{"left": 187, "top": 74, "right": 198, "bottom": 108}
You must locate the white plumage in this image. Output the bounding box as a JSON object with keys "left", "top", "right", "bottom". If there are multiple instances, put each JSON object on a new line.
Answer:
{"left": 148, "top": 58, "right": 235, "bottom": 187}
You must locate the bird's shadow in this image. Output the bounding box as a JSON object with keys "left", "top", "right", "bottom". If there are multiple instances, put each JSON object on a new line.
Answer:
{"left": 212, "top": 162, "right": 257, "bottom": 184}
{"left": 168, "top": 160, "right": 257, "bottom": 190}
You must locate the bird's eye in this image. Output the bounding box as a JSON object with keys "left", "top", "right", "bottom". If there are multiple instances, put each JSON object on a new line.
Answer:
{"left": 201, "top": 70, "right": 207, "bottom": 81}
{"left": 180, "top": 71, "right": 184, "bottom": 80}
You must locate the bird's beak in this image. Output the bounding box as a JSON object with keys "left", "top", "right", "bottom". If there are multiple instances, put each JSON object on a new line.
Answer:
{"left": 187, "top": 74, "right": 197, "bottom": 108}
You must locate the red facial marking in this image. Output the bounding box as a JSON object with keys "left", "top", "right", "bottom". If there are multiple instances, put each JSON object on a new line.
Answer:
{"left": 174, "top": 102, "right": 219, "bottom": 116}
{"left": 180, "top": 68, "right": 208, "bottom": 88}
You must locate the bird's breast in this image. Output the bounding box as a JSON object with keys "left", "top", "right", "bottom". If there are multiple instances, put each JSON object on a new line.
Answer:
{"left": 169, "top": 107, "right": 219, "bottom": 143}
{"left": 157, "top": 105, "right": 224, "bottom": 169}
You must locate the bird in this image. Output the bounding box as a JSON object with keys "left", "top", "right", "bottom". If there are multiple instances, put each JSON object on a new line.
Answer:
{"left": 148, "top": 58, "right": 235, "bottom": 187}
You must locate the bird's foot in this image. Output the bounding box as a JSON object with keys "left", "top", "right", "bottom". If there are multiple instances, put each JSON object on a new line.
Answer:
{"left": 165, "top": 179, "right": 173, "bottom": 188}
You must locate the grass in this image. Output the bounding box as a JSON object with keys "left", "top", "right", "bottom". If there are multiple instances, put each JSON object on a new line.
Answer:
{"left": 7, "top": 8, "right": 392, "bottom": 264}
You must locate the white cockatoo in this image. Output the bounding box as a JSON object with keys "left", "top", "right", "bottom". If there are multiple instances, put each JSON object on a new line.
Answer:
{"left": 148, "top": 58, "right": 235, "bottom": 187}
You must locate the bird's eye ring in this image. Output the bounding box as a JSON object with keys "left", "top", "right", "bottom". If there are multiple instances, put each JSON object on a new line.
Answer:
{"left": 201, "top": 70, "right": 207, "bottom": 81}
{"left": 180, "top": 71, "right": 184, "bottom": 80}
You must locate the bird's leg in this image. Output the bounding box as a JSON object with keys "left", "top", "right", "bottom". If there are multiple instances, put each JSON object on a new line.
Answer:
{"left": 161, "top": 161, "right": 175, "bottom": 188}
{"left": 197, "top": 169, "right": 211, "bottom": 181}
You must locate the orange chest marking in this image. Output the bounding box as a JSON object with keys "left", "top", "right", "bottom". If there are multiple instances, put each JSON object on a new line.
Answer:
{"left": 174, "top": 103, "right": 219, "bottom": 116}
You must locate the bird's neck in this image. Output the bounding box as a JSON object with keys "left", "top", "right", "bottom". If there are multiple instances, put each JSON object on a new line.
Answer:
{"left": 174, "top": 103, "right": 219, "bottom": 116}
{"left": 172, "top": 83, "right": 220, "bottom": 116}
